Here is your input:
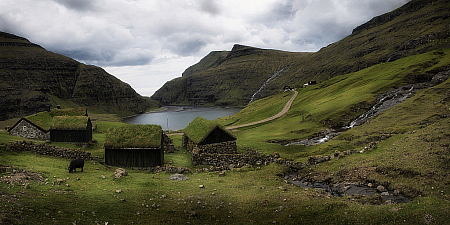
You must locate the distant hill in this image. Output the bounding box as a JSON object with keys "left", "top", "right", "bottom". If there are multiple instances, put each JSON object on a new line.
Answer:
{"left": 0, "top": 32, "right": 159, "bottom": 120}
{"left": 152, "top": 0, "right": 450, "bottom": 106}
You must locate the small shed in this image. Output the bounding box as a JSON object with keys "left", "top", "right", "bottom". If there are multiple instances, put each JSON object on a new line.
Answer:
{"left": 49, "top": 116, "right": 92, "bottom": 142}
{"left": 182, "top": 117, "right": 237, "bottom": 154}
{"left": 104, "top": 125, "right": 164, "bottom": 168}
{"left": 8, "top": 117, "right": 50, "bottom": 140}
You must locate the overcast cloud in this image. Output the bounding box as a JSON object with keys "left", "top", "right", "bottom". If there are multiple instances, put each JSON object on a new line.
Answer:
{"left": 0, "top": 0, "right": 409, "bottom": 96}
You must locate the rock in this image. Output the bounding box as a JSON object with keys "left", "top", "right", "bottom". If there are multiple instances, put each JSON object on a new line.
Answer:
{"left": 189, "top": 211, "right": 197, "bottom": 217}
{"left": 424, "top": 214, "right": 434, "bottom": 225}
{"left": 199, "top": 185, "right": 204, "bottom": 188}
{"left": 120, "top": 199, "right": 126, "bottom": 203}
{"left": 101, "top": 175, "right": 106, "bottom": 179}
{"left": 381, "top": 192, "right": 390, "bottom": 196}
{"left": 393, "top": 189, "right": 401, "bottom": 196}
{"left": 56, "top": 178, "right": 64, "bottom": 184}
{"left": 219, "top": 171, "right": 226, "bottom": 177}
{"left": 114, "top": 168, "right": 128, "bottom": 179}
{"left": 115, "top": 189, "right": 122, "bottom": 193}
{"left": 389, "top": 208, "right": 402, "bottom": 213}
{"left": 377, "top": 185, "right": 386, "bottom": 192}
{"left": 168, "top": 174, "right": 190, "bottom": 181}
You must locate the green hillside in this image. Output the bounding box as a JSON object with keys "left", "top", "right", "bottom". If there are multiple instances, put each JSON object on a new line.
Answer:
{"left": 152, "top": 0, "right": 450, "bottom": 106}
{"left": 0, "top": 32, "right": 160, "bottom": 120}
{"left": 1, "top": 0, "right": 450, "bottom": 224}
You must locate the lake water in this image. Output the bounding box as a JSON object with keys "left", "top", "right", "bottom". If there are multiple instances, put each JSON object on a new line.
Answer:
{"left": 123, "top": 106, "right": 242, "bottom": 131}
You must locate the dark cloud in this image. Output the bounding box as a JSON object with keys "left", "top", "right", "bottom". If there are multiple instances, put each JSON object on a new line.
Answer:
{"left": 53, "top": 0, "right": 96, "bottom": 11}
{"left": 200, "top": 0, "right": 221, "bottom": 15}
{"left": 54, "top": 47, "right": 152, "bottom": 67}
{"left": 101, "top": 55, "right": 153, "bottom": 67}
{"left": 167, "top": 39, "right": 208, "bottom": 57}
{"left": 56, "top": 47, "right": 115, "bottom": 63}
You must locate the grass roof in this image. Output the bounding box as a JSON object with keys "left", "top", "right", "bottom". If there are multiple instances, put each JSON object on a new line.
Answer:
{"left": 183, "top": 117, "right": 235, "bottom": 144}
{"left": 104, "top": 124, "right": 162, "bottom": 149}
{"left": 25, "top": 107, "right": 88, "bottom": 130}
{"left": 51, "top": 107, "right": 87, "bottom": 117}
{"left": 50, "top": 116, "right": 90, "bottom": 130}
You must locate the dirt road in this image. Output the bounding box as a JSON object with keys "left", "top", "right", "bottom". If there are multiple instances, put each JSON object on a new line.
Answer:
{"left": 226, "top": 90, "right": 298, "bottom": 130}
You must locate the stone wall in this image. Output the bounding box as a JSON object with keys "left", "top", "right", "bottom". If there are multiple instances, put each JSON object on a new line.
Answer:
{"left": 6, "top": 140, "right": 98, "bottom": 161}
{"left": 9, "top": 120, "right": 50, "bottom": 140}
{"left": 162, "top": 133, "right": 175, "bottom": 153}
{"left": 182, "top": 134, "right": 237, "bottom": 154}
{"left": 191, "top": 150, "right": 281, "bottom": 167}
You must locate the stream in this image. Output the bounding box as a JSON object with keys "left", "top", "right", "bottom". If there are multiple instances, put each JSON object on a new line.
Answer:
{"left": 284, "top": 174, "right": 411, "bottom": 203}
{"left": 284, "top": 84, "right": 424, "bottom": 146}
{"left": 249, "top": 66, "right": 291, "bottom": 104}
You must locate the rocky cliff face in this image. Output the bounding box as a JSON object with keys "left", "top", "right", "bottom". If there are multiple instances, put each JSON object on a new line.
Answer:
{"left": 0, "top": 32, "right": 157, "bottom": 120}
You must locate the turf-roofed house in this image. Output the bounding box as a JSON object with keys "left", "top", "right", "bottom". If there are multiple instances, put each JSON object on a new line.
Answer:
{"left": 8, "top": 107, "right": 90, "bottom": 142}
{"left": 49, "top": 116, "right": 93, "bottom": 143}
{"left": 104, "top": 125, "right": 164, "bottom": 168}
{"left": 8, "top": 117, "right": 50, "bottom": 140}
{"left": 182, "top": 117, "right": 237, "bottom": 154}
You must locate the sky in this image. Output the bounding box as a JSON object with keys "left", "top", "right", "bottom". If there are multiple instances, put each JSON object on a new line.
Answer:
{"left": 0, "top": 0, "right": 409, "bottom": 97}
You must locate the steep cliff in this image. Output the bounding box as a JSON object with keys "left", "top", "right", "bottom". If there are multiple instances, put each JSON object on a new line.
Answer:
{"left": 0, "top": 32, "right": 158, "bottom": 120}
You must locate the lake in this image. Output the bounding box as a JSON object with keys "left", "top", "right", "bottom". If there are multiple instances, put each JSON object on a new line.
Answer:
{"left": 123, "top": 106, "right": 242, "bottom": 131}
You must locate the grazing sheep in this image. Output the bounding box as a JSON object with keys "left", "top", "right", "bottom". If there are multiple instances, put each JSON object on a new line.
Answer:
{"left": 68, "top": 158, "right": 84, "bottom": 173}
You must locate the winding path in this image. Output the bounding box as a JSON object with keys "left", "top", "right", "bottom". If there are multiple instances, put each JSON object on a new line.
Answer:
{"left": 226, "top": 90, "right": 298, "bottom": 130}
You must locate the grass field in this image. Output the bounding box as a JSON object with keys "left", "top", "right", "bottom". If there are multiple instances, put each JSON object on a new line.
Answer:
{"left": 1, "top": 50, "right": 450, "bottom": 224}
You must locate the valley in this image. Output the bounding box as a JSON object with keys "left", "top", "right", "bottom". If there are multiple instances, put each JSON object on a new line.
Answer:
{"left": 1, "top": 0, "right": 450, "bottom": 224}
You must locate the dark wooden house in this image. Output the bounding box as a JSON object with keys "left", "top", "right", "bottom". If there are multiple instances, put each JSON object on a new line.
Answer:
{"left": 104, "top": 125, "right": 164, "bottom": 168}
{"left": 182, "top": 117, "right": 237, "bottom": 154}
{"left": 49, "top": 116, "right": 92, "bottom": 142}
{"left": 8, "top": 117, "right": 50, "bottom": 140}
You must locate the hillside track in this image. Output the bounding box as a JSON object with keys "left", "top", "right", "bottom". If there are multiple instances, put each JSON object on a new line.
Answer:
{"left": 226, "top": 90, "right": 298, "bottom": 131}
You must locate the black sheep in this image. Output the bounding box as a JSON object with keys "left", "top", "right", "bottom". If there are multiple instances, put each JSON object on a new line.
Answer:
{"left": 68, "top": 158, "right": 84, "bottom": 173}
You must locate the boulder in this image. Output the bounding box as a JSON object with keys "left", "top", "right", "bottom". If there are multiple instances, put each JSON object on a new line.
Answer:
{"left": 114, "top": 168, "right": 128, "bottom": 179}
{"left": 168, "top": 173, "right": 190, "bottom": 181}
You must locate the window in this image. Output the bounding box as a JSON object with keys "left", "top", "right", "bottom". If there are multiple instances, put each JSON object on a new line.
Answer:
{"left": 23, "top": 126, "right": 27, "bottom": 131}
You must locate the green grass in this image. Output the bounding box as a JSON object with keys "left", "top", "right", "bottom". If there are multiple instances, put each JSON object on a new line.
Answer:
{"left": 104, "top": 124, "right": 163, "bottom": 149}
{"left": 49, "top": 116, "right": 90, "bottom": 130}
{"left": 1, "top": 49, "right": 450, "bottom": 224}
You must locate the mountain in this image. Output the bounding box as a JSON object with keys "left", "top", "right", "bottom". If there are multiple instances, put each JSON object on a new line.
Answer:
{"left": 0, "top": 32, "right": 159, "bottom": 120}
{"left": 152, "top": 0, "right": 450, "bottom": 106}
{"left": 152, "top": 45, "right": 309, "bottom": 106}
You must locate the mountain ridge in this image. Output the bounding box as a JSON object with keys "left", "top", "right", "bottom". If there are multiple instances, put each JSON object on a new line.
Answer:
{"left": 0, "top": 31, "right": 159, "bottom": 120}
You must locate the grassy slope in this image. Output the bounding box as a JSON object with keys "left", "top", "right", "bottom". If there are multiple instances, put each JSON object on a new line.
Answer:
{"left": 1, "top": 49, "right": 450, "bottom": 224}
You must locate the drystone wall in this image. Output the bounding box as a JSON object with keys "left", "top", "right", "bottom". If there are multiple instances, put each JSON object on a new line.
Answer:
{"left": 162, "top": 133, "right": 175, "bottom": 153}
{"left": 182, "top": 135, "right": 237, "bottom": 154}
{"left": 191, "top": 150, "right": 281, "bottom": 167}
{"left": 6, "top": 141, "right": 99, "bottom": 161}
{"left": 8, "top": 120, "right": 50, "bottom": 140}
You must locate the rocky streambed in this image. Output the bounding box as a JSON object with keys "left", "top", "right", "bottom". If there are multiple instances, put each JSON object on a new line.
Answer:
{"left": 284, "top": 174, "right": 411, "bottom": 204}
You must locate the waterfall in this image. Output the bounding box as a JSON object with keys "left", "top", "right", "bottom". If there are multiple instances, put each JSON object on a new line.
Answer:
{"left": 248, "top": 67, "right": 290, "bottom": 104}
{"left": 344, "top": 85, "right": 414, "bottom": 129}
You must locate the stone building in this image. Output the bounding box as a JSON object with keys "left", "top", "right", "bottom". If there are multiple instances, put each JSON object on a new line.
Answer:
{"left": 8, "top": 107, "right": 90, "bottom": 142}
{"left": 8, "top": 117, "right": 50, "bottom": 140}
{"left": 182, "top": 117, "right": 237, "bottom": 154}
